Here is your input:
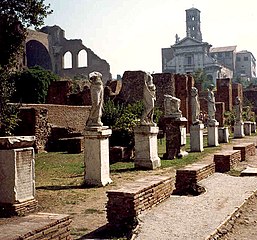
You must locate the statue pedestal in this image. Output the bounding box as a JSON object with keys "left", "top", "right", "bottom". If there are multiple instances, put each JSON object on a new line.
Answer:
{"left": 244, "top": 121, "right": 252, "bottom": 136}
{"left": 208, "top": 121, "right": 219, "bottom": 147}
{"left": 163, "top": 117, "right": 188, "bottom": 159}
{"left": 134, "top": 126, "right": 161, "bottom": 169}
{"left": 251, "top": 122, "right": 256, "bottom": 133}
{"left": 84, "top": 127, "right": 112, "bottom": 187}
{"left": 0, "top": 136, "right": 37, "bottom": 216}
{"left": 218, "top": 127, "right": 229, "bottom": 143}
{"left": 190, "top": 124, "right": 204, "bottom": 152}
{"left": 234, "top": 121, "right": 245, "bottom": 138}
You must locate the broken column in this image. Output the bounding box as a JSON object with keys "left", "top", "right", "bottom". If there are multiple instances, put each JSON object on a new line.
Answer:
{"left": 0, "top": 136, "right": 37, "bottom": 216}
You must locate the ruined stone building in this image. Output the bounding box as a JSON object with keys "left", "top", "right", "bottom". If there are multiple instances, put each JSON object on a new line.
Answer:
{"left": 25, "top": 25, "right": 111, "bottom": 83}
{"left": 162, "top": 7, "right": 256, "bottom": 84}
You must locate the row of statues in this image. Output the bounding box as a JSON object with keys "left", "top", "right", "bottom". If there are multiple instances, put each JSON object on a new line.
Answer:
{"left": 85, "top": 71, "right": 244, "bottom": 128}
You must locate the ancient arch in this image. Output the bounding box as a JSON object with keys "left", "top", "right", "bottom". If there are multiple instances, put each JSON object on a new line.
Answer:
{"left": 26, "top": 40, "right": 52, "bottom": 70}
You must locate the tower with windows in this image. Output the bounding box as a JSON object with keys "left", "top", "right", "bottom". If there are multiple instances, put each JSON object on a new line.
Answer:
{"left": 186, "top": 7, "right": 202, "bottom": 41}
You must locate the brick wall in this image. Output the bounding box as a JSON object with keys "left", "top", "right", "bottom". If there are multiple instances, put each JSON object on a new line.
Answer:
{"left": 47, "top": 81, "right": 72, "bottom": 105}
{"left": 21, "top": 104, "right": 91, "bottom": 132}
{"left": 232, "top": 83, "right": 243, "bottom": 106}
{"left": 214, "top": 150, "right": 241, "bottom": 172}
{"left": 216, "top": 78, "right": 232, "bottom": 111}
{"left": 106, "top": 176, "right": 174, "bottom": 229}
{"left": 233, "top": 143, "right": 256, "bottom": 161}
{"left": 175, "top": 162, "right": 215, "bottom": 194}
{"left": 0, "top": 213, "right": 72, "bottom": 240}
{"left": 152, "top": 73, "right": 176, "bottom": 110}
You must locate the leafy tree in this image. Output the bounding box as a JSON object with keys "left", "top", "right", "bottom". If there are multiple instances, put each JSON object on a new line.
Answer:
{"left": 12, "top": 66, "right": 59, "bottom": 104}
{"left": 193, "top": 68, "right": 213, "bottom": 90}
{"left": 0, "top": 0, "right": 52, "bottom": 135}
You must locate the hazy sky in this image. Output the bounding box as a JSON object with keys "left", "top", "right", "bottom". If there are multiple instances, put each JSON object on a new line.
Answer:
{"left": 44, "top": 0, "right": 257, "bottom": 78}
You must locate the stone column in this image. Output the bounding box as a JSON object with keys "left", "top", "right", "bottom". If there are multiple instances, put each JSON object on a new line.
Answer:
{"left": 0, "top": 136, "right": 37, "bottom": 217}
{"left": 134, "top": 125, "right": 161, "bottom": 169}
{"left": 208, "top": 122, "right": 219, "bottom": 147}
{"left": 84, "top": 127, "right": 112, "bottom": 187}
{"left": 163, "top": 117, "right": 188, "bottom": 159}
{"left": 234, "top": 121, "right": 245, "bottom": 138}
{"left": 190, "top": 124, "right": 204, "bottom": 152}
{"left": 244, "top": 121, "right": 252, "bottom": 136}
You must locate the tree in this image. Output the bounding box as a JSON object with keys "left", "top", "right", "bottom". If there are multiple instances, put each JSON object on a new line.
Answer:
{"left": 193, "top": 68, "right": 213, "bottom": 90}
{"left": 0, "top": 0, "right": 52, "bottom": 135}
{"left": 12, "top": 66, "right": 59, "bottom": 104}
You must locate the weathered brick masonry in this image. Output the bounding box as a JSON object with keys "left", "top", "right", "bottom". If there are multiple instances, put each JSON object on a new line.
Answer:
{"left": 175, "top": 162, "right": 215, "bottom": 194}
{"left": 213, "top": 150, "right": 241, "bottom": 172}
{"left": 0, "top": 213, "right": 72, "bottom": 240}
{"left": 106, "top": 176, "right": 174, "bottom": 228}
{"left": 233, "top": 143, "right": 256, "bottom": 161}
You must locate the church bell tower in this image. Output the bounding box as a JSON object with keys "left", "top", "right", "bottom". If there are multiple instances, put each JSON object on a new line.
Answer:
{"left": 186, "top": 7, "right": 202, "bottom": 42}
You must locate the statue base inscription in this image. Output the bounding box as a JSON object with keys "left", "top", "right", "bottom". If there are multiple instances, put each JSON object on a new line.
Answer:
{"left": 190, "top": 124, "right": 204, "bottom": 152}
{"left": 134, "top": 126, "right": 161, "bottom": 170}
{"left": 84, "top": 127, "right": 112, "bottom": 187}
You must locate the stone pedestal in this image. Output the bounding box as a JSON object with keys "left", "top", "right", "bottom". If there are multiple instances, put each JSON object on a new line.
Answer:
{"left": 244, "top": 121, "right": 252, "bottom": 136}
{"left": 208, "top": 122, "right": 219, "bottom": 147}
{"left": 163, "top": 117, "right": 188, "bottom": 159}
{"left": 84, "top": 127, "right": 112, "bottom": 187}
{"left": 190, "top": 124, "right": 204, "bottom": 152}
{"left": 0, "top": 136, "right": 37, "bottom": 216}
{"left": 251, "top": 122, "right": 256, "bottom": 133}
{"left": 234, "top": 121, "right": 245, "bottom": 138}
{"left": 134, "top": 125, "right": 161, "bottom": 169}
{"left": 218, "top": 127, "right": 229, "bottom": 143}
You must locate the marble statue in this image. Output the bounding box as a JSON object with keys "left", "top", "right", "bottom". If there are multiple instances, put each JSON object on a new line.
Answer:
{"left": 86, "top": 71, "right": 104, "bottom": 127}
{"left": 140, "top": 72, "right": 156, "bottom": 126}
{"left": 191, "top": 87, "right": 201, "bottom": 124}
{"left": 235, "top": 96, "right": 243, "bottom": 122}
{"left": 164, "top": 94, "right": 182, "bottom": 117}
{"left": 207, "top": 84, "right": 216, "bottom": 122}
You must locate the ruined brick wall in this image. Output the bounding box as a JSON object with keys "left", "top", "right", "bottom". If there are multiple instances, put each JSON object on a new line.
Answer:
{"left": 47, "top": 81, "right": 72, "bottom": 105}
{"left": 215, "top": 102, "right": 225, "bottom": 127}
{"left": 152, "top": 73, "right": 176, "bottom": 110}
{"left": 232, "top": 83, "right": 243, "bottom": 106}
{"left": 119, "top": 71, "right": 146, "bottom": 104}
{"left": 21, "top": 104, "right": 91, "bottom": 132}
{"left": 216, "top": 78, "right": 232, "bottom": 111}
{"left": 174, "top": 74, "right": 189, "bottom": 119}
{"left": 15, "top": 107, "right": 49, "bottom": 153}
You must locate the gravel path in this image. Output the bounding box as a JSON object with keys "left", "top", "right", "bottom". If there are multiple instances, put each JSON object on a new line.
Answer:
{"left": 135, "top": 173, "right": 257, "bottom": 240}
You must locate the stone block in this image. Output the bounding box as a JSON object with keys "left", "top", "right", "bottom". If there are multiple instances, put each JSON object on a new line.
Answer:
{"left": 244, "top": 121, "right": 252, "bottom": 136}
{"left": 207, "top": 122, "right": 219, "bottom": 146}
{"left": 234, "top": 121, "right": 245, "bottom": 138}
{"left": 218, "top": 127, "right": 229, "bottom": 143}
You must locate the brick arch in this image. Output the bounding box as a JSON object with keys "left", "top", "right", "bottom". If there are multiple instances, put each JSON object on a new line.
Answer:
{"left": 26, "top": 40, "right": 52, "bottom": 70}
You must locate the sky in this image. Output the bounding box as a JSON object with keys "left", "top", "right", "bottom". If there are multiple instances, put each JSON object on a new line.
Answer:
{"left": 44, "top": 0, "right": 257, "bottom": 78}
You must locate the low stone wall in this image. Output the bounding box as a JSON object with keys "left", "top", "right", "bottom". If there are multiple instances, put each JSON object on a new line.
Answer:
{"left": 213, "top": 150, "right": 241, "bottom": 173}
{"left": 175, "top": 162, "right": 215, "bottom": 194}
{"left": 233, "top": 143, "right": 256, "bottom": 161}
{"left": 0, "top": 213, "right": 72, "bottom": 240}
{"left": 106, "top": 176, "right": 174, "bottom": 229}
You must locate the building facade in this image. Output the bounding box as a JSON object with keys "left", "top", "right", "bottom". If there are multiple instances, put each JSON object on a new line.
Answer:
{"left": 162, "top": 7, "right": 232, "bottom": 84}
{"left": 235, "top": 50, "right": 256, "bottom": 81}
